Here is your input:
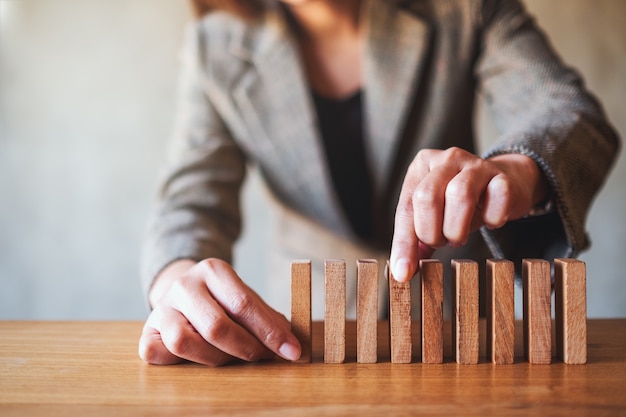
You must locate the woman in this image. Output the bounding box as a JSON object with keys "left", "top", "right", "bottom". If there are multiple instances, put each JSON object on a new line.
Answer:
{"left": 138, "top": 0, "right": 619, "bottom": 366}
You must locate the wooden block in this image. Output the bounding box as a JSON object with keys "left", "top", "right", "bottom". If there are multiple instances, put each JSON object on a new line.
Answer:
{"left": 452, "top": 260, "right": 479, "bottom": 364}
{"left": 291, "top": 260, "right": 312, "bottom": 363}
{"left": 388, "top": 260, "right": 412, "bottom": 363}
{"left": 357, "top": 259, "right": 378, "bottom": 364}
{"left": 554, "top": 258, "right": 587, "bottom": 364}
{"left": 523, "top": 259, "right": 552, "bottom": 364}
{"left": 420, "top": 259, "right": 443, "bottom": 364}
{"left": 325, "top": 260, "right": 346, "bottom": 364}
{"left": 486, "top": 259, "right": 515, "bottom": 365}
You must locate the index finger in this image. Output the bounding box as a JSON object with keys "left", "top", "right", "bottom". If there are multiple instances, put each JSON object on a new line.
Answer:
{"left": 196, "top": 259, "right": 302, "bottom": 361}
{"left": 390, "top": 154, "right": 434, "bottom": 282}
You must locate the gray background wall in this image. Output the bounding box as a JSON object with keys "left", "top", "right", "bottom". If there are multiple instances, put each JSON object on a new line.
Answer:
{"left": 1, "top": 0, "right": 624, "bottom": 319}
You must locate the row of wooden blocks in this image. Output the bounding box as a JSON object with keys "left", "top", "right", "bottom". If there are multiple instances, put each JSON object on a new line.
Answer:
{"left": 291, "top": 258, "right": 587, "bottom": 365}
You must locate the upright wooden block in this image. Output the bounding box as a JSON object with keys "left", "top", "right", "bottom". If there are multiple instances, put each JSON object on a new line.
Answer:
{"left": 554, "top": 258, "right": 587, "bottom": 365}
{"left": 291, "top": 260, "right": 312, "bottom": 363}
{"left": 325, "top": 260, "right": 346, "bottom": 364}
{"left": 523, "top": 259, "right": 552, "bottom": 364}
{"left": 420, "top": 259, "right": 443, "bottom": 364}
{"left": 452, "top": 260, "right": 479, "bottom": 364}
{"left": 486, "top": 259, "right": 515, "bottom": 365}
{"left": 357, "top": 259, "right": 378, "bottom": 364}
{"left": 388, "top": 261, "right": 412, "bottom": 363}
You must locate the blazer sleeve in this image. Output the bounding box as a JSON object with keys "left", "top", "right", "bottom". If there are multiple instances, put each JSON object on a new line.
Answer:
{"left": 475, "top": 0, "right": 621, "bottom": 264}
{"left": 141, "top": 23, "right": 247, "bottom": 296}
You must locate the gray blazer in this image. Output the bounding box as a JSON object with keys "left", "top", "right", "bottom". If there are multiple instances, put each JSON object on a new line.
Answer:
{"left": 142, "top": 0, "right": 620, "bottom": 311}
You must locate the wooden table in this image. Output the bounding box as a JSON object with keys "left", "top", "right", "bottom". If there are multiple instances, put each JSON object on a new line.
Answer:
{"left": 1, "top": 320, "right": 625, "bottom": 416}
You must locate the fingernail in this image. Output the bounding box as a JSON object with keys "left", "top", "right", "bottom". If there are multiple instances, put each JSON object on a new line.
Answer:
{"left": 279, "top": 342, "right": 301, "bottom": 361}
{"left": 392, "top": 259, "right": 411, "bottom": 282}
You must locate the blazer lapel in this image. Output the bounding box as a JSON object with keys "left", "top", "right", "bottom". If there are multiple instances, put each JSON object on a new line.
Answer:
{"left": 228, "top": 1, "right": 432, "bottom": 235}
{"left": 363, "top": 0, "right": 432, "bottom": 195}
{"left": 230, "top": 10, "right": 350, "bottom": 234}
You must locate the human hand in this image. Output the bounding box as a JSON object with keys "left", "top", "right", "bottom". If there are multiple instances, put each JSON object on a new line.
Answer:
{"left": 389, "top": 147, "right": 548, "bottom": 282}
{"left": 138, "top": 258, "right": 302, "bottom": 366}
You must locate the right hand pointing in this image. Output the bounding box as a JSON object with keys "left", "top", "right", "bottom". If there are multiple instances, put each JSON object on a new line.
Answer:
{"left": 139, "top": 258, "right": 302, "bottom": 366}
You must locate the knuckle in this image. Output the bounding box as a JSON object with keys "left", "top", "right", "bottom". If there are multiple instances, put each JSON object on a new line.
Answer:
{"left": 197, "top": 258, "right": 226, "bottom": 276}
{"left": 443, "top": 146, "right": 464, "bottom": 161}
{"left": 229, "top": 292, "right": 255, "bottom": 318}
{"left": 406, "top": 157, "right": 420, "bottom": 173}
{"left": 169, "top": 278, "right": 194, "bottom": 300}
{"left": 487, "top": 176, "right": 515, "bottom": 207}
{"left": 415, "top": 148, "right": 434, "bottom": 163}
{"left": 414, "top": 185, "right": 438, "bottom": 206}
{"left": 261, "top": 327, "right": 282, "bottom": 348}
{"left": 243, "top": 348, "right": 268, "bottom": 363}
{"left": 445, "top": 180, "right": 475, "bottom": 205}
{"left": 442, "top": 147, "right": 479, "bottom": 167}
{"left": 203, "top": 315, "right": 230, "bottom": 343}
{"left": 138, "top": 339, "right": 160, "bottom": 364}
{"left": 167, "top": 329, "right": 192, "bottom": 357}
{"left": 411, "top": 149, "right": 434, "bottom": 171}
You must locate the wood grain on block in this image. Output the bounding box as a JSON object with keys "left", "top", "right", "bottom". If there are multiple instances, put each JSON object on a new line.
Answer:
{"left": 486, "top": 259, "right": 515, "bottom": 365}
{"left": 554, "top": 258, "right": 587, "bottom": 365}
{"left": 420, "top": 259, "right": 443, "bottom": 364}
{"left": 291, "top": 260, "right": 312, "bottom": 363}
{"left": 325, "top": 260, "right": 346, "bottom": 364}
{"left": 388, "top": 261, "right": 412, "bottom": 363}
{"left": 452, "top": 260, "right": 479, "bottom": 365}
{"left": 357, "top": 259, "right": 378, "bottom": 364}
{"left": 523, "top": 259, "right": 552, "bottom": 364}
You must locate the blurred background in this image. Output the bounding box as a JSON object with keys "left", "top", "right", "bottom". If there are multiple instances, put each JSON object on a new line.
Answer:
{"left": 1, "top": 0, "right": 624, "bottom": 320}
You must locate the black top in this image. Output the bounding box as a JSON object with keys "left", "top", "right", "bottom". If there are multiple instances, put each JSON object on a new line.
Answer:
{"left": 313, "top": 90, "right": 374, "bottom": 240}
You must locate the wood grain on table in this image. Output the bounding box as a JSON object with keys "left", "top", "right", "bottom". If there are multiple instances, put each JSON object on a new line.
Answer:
{"left": 1, "top": 319, "right": 625, "bottom": 417}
